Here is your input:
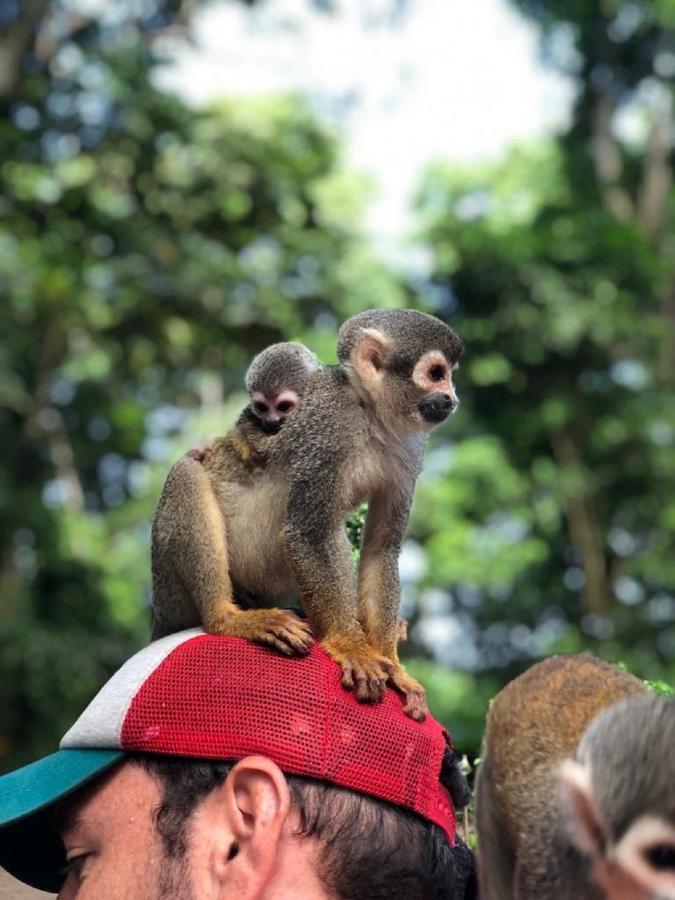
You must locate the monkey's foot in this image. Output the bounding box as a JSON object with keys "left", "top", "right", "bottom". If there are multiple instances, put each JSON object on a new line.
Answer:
{"left": 321, "top": 637, "right": 389, "bottom": 705}
{"left": 386, "top": 665, "right": 427, "bottom": 721}
{"left": 212, "top": 609, "right": 314, "bottom": 657}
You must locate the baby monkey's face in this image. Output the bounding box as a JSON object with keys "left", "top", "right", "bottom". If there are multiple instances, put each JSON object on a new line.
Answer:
{"left": 251, "top": 389, "right": 300, "bottom": 433}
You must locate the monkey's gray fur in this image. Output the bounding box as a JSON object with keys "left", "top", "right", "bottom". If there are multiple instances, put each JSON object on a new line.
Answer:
{"left": 577, "top": 692, "right": 675, "bottom": 848}
{"left": 337, "top": 308, "right": 463, "bottom": 369}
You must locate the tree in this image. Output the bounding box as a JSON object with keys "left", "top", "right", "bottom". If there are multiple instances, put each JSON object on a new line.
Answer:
{"left": 411, "top": 0, "right": 675, "bottom": 733}
{"left": 0, "top": 0, "right": 405, "bottom": 769}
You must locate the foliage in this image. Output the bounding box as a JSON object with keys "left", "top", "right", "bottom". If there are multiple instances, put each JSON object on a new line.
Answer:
{"left": 407, "top": 0, "right": 675, "bottom": 733}
{"left": 1, "top": 0, "right": 674, "bottom": 770}
{"left": 0, "top": 0, "right": 405, "bottom": 769}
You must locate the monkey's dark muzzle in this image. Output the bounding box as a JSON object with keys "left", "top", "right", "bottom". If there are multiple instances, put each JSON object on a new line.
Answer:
{"left": 418, "top": 393, "right": 456, "bottom": 424}
{"left": 260, "top": 419, "right": 282, "bottom": 435}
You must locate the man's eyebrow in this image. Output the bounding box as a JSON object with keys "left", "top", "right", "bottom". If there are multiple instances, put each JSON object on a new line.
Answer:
{"left": 54, "top": 802, "right": 88, "bottom": 838}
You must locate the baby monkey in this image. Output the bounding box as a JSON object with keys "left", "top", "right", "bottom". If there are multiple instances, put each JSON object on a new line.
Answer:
{"left": 246, "top": 342, "right": 316, "bottom": 433}
{"left": 188, "top": 342, "right": 319, "bottom": 466}
{"left": 476, "top": 654, "right": 675, "bottom": 900}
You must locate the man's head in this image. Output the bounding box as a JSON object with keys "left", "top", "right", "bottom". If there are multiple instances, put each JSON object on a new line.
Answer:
{"left": 0, "top": 630, "right": 474, "bottom": 899}
{"left": 51, "top": 752, "right": 470, "bottom": 900}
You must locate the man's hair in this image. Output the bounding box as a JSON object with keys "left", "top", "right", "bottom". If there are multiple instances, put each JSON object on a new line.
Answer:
{"left": 131, "top": 753, "right": 476, "bottom": 900}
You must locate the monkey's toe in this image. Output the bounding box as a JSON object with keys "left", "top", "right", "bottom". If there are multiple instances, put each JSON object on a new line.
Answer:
{"left": 388, "top": 667, "right": 428, "bottom": 721}
{"left": 278, "top": 618, "right": 314, "bottom": 654}
{"left": 403, "top": 693, "right": 427, "bottom": 721}
{"left": 275, "top": 628, "right": 313, "bottom": 655}
{"left": 227, "top": 609, "right": 313, "bottom": 658}
{"left": 258, "top": 634, "right": 298, "bottom": 656}
{"left": 345, "top": 661, "right": 387, "bottom": 704}
{"left": 186, "top": 445, "right": 210, "bottom": 462}
{"left": 320, "top": 638, "right": 389, "bottom": 703}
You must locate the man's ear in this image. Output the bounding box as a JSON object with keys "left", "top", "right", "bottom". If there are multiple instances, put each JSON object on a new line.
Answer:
{"left": 200, "top": 755, "right": 292, "bottom": 890}
{"left": 559, "top": 759, "right": 606, "bottom": 858}
{"left": 351, "top": 328, "right": 390, "bottom": 393}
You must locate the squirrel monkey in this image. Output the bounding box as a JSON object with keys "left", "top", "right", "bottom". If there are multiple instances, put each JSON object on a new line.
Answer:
{"left": 274, "top": 308, "right": 462, "bottom": 718}
{"left": 475, "top": 654, "right": 675, "bottom": 900}
{"left": 151, "top": 310, "right": 462, "bottom": 720}
{"left": 150, "top": 342, "right": 319, "bottom": 652}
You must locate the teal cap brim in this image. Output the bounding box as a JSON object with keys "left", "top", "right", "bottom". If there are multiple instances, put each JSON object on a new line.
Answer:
{"left": 0, "top": 749, "right": 125, "bottom": 892}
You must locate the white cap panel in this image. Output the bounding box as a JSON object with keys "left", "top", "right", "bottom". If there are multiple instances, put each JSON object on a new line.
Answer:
{"left": 60, "top": 629, "right": 204, "bottom": 749}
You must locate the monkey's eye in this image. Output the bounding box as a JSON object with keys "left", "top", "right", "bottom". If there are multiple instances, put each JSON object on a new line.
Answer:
{"left": 277, "top": 400, "right": 294, "bottom": 414}
{"left": 645, "top": 844, "right": 675, "bottom": 871}
{"left": 254, "top": 401, "right": 269, "bottom": 415}
{"left": 429, "top": 365, "right": 446, "bottom": 383}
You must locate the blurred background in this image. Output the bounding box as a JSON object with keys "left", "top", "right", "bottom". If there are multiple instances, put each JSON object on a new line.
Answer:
{"left": 1, "top": 0, "right": 674, "bottom": 783}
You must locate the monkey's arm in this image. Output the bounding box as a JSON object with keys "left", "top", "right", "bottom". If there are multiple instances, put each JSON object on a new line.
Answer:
{"left": 283, "top": 469, "right": 389, "bottom": 704}
{"left": 151, "top": 456, "right": 311, "bottom": 654}
{"left": 357, "top": 484, "right": 427, "bottom": 720}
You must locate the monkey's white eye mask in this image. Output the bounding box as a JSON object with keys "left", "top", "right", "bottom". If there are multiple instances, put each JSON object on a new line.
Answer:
{"left": 612, "top": 816, "right": 675, "bottom": 899}
{"left": 251, "top": 389, "right": 299, "bottom": 427}
{"left": 560, "top": 760, "right": 675, "bottom": 899}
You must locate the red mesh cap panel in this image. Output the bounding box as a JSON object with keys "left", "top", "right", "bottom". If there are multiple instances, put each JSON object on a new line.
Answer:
{"left": 120, "top": 634, "right": 456, "bottom": 842}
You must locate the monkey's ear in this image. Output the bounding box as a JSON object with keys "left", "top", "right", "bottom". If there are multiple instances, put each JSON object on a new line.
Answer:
{"left": 559, "top": 759, "right": 606, "bottom": 858}
{"left": 351, "top": 328, "right": 390, "bottom": 389}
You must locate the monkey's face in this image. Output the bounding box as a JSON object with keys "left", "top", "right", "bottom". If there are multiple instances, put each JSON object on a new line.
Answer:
{"left": 411, "top": 350, "right": 460, "bottom": 428}
{"left": 251, "top": 389, "right": 300, "bottom": 434}
{"left": 350, "top": 328, "right": 461, "bottom": 434}
{"left": 590, "top": 816, "right": 675, "bottom": 900}
{"left": 372, "top": 350, "right": 460, "bottom": 435}
{"left": 561, "top": 758, "right": 675, "bottom": 900}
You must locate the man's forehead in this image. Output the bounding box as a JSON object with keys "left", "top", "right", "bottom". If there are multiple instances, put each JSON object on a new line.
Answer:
{"left": 56, "top": 760, "right": 157, "bottom": 837}
{"left": 55, "top": 790, "right": 100, "bottom": 840}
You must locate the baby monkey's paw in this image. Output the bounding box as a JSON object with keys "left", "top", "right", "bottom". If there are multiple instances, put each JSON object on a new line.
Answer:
{"left": 321, "top": 637, "right": 389, "bottom": 705}
{"left": 215, "top": 608, "right": 313, "bottom": 657}
{"left": 386, "top": 665, "right": 427, "bottom": 721}
{"left": 186, "top": 445, "right": 211, "bottom": 462}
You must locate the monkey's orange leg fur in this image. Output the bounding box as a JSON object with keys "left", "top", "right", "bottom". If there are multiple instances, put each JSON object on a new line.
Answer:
{"left": 320, "top": 632, "right": 390, "bottom": 705}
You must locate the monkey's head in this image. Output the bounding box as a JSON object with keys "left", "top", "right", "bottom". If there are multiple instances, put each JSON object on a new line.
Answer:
{"left": 560, "top": 693, "right": 675, "bottom": 900}
{"left": 245, "top": 342, "right": 320, "bottom": 434}
{"left": 337, "top": 309, "right": 463, "bottom": 434}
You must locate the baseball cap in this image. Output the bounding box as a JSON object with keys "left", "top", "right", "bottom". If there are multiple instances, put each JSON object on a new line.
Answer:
{"left": 0, "top": 628, "right": 457, "bottom": 892}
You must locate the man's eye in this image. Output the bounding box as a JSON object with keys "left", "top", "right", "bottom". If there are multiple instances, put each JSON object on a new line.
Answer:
{"left": 429, "top": 365, "right": 446, "bottom": 382}
{"left": 62, "top": 853, "right": 90, "bottom": 879}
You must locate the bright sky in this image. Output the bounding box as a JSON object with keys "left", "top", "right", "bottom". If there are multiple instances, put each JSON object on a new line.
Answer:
{"left": 157, "top": 0, "right": 573, "bottom": 256}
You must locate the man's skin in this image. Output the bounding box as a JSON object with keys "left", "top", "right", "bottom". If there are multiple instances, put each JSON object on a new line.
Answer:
{"left": 56, "top": 757, "right": 329, "bottom": 900}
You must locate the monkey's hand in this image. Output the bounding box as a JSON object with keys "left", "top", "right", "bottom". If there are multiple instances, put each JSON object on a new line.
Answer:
{"left": 384, "top": 664, "right": 427, "bottom": 721}
{"left": 186, "top": 445, "right": 212, "bottom": 463}
{"left": 320, "top": 635, "right": 390, "bottom": 705}
{"left": 208, "top": 608, "right": 314, "bottom": 657}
